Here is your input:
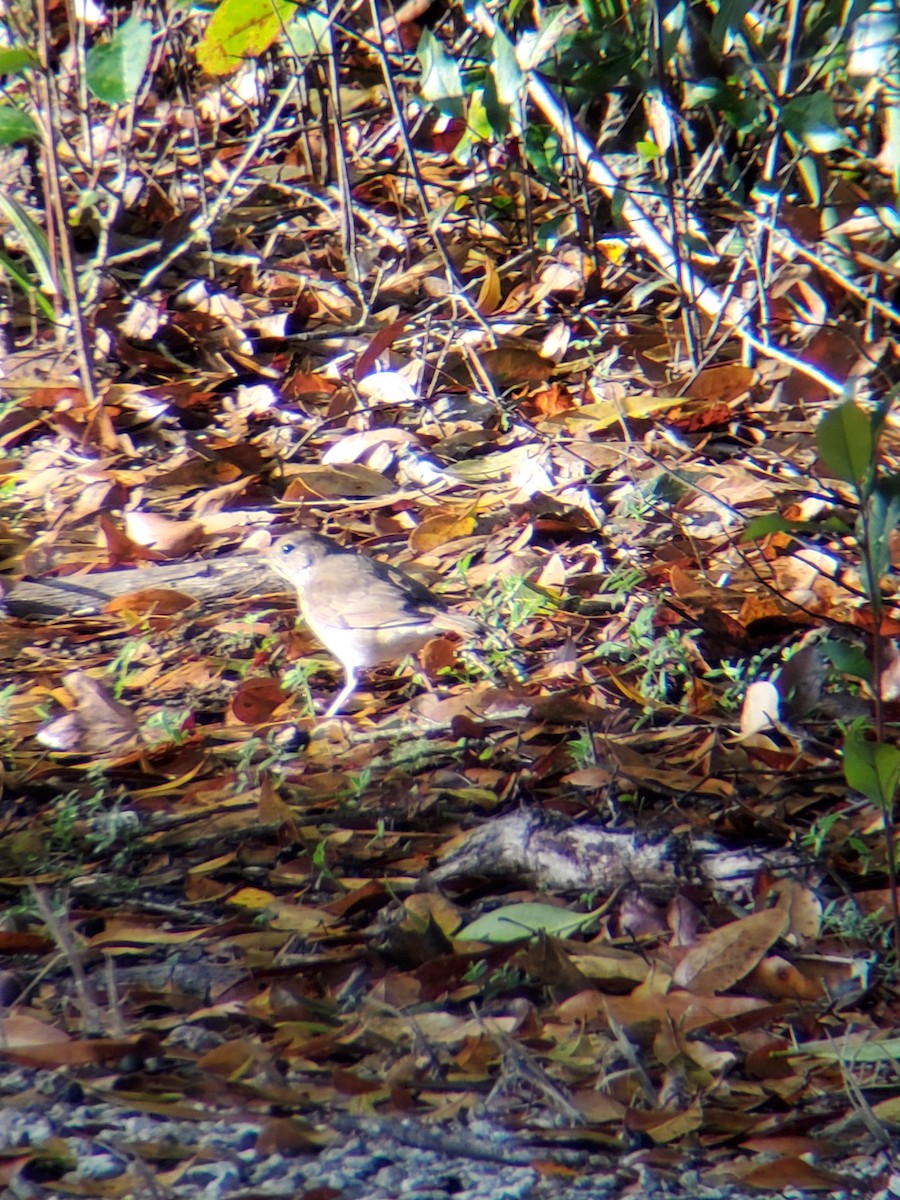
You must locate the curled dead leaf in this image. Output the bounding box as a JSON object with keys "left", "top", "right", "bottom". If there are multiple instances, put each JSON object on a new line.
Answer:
{"left": 36, "top": 670, "right": 142, "bottom": 754}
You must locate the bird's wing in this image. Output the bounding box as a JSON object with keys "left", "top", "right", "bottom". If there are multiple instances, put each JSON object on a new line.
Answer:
{"left": 304, "top": 555, "right": 445, "bottom": 631}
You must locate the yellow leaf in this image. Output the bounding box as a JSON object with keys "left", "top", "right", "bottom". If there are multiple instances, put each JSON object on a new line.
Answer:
{"left": 476, "top": 257, "right": 502, "bottom": 315}
{"left": 229, "top": 887, "right": 276, "bottom": 910}
{"left": 197, "top": 0, "right": 297, "bottom": 75}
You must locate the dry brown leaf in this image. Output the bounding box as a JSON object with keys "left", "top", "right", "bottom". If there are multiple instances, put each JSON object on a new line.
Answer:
{"left": 626, "top": 1098, "right": 704, "bottom": 1143}
{"left": 476, "top": 347, "right": 551, "bottom": 387}
{"left": 685, "top": 363, "right": 757, "bottom": 402}
{"left": 356, "top": 370, "right": 418, "bottom": 406}
{"left": 36, "top": 670, "right": 142, "bottom": 753}
{"left": 418, "top": 636, "right": 458, "bottom": 676}
{"left": 403, "top": 892, "right": 463, "bottom": 937}
{"left": 4, "top": 1036, "right": 145, "bottom": 1068}
{"left": 90, "top": 918, "right": 210, "bottom": 946}
{"left": 545, "top": 391, "right": 685, "bottom": 432}
{"left": 742, "top": 1156, "right": 846, "bottom": 1191}
{"left": 673, "top": 907, "right": 789, "bottom": 994}
{"left": 475, "top": 256, "right": 502, "bottom": 315}
{"left": 228, "top": 677, "right": 289, "bottom": 724}
{"left": 105, "top": 588, "right": 198, "bottom": 618}
{"left": 321, "top": 427, "right": 420, "bottom": 470}
{"left": 746, "top": 955, "right": 825, "bottom": 1000}
{"left": 124, "top": 511, "right": 206, "bottom": 556}
{"left": 763, "top": 877, "right": 822, "bottom": 943}
{"left": 409, "top": 511, "right": 477, "bottom": 552}
{"left": 0, "top": 1015, "right": 70, "bottom": 1046}
{"left": 740, "top": 681, "right": 781, "bottom": 735}
{"left": 282, "top": 464, "right": 396, "bottom": 500}
{"left": 412, "top": 686, "right": 530, "bottom": 723}
{"left": 268, "top": 900, "right": 338, "bottom": 933}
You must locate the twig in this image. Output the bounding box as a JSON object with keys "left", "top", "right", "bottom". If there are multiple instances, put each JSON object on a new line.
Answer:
{"left": 34, "top": 0, "right": 98, "bottom": 405}
{"left": 471, "top": 4, "right": 847, "bottom": 398}
{"left": 362, "top": 0, "right": 469, "bottom": 297}
{"left": 31, "top": 887, "right": 106, "bottom": 1037}
{"left": 136, "top": 74, "right": 303, "bottom": 293}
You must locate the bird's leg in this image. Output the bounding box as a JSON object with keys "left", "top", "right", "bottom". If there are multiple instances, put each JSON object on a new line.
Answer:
{"left": 324, "top": 670, "right": 359, "bottom": 717}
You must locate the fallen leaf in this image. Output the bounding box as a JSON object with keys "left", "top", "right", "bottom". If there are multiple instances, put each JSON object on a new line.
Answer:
{"left": 673, "top": 907, "right": 789, "bottom": 994}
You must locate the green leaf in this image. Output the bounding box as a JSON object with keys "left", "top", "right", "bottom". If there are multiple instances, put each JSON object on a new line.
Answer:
{"left": 872, "top": 384, "right": 900, "bottom": 439}
{"left": 464, "top": 89, "right": 492, "bottom": 142}
{"left": 683, "top": 78, "right": 723, "bottom": 108}
{"left": 781, "top": 93, "right": 848, "bottom": 153}
{"left": 819, "top": 640, "right": 872, "bottom": 683}
{"left": 817, "top": 399, "right": 875, "bottom": 492}
{"left": 865, "top": 476, "right": 900, "bottom": 594}
{"left": 197, "top": 0, "right": 296, "bottom": 76}
{"left": 579, "top": 0, "right": 605, "bottom": 32}
{"left": 524, "top": 124, "right": 563, "bottom": 184}
{"left": 785, "top": 1035, "right": 900, "bottom": 1063}
{"left": 0, "top": 249, "right": 56, "bottom": 320}
{"left": 844, "top": 723, "right": 900, "bottom": 809}
{"left": 456, "top": 902, "right": 599, "bottom": 944}
{"left": 0, "top": 47, "right": 39, "bottom": 76}
{"left": 741, "top": 513, "right": 804, "bottom": 541}
{"left": 536, "top": 213, "right": 568, "bottom": 250}
{"left": 796, "top": 151, "right": 823, "bottom": 208}
{"left": 517, "top": 6, "right": 583, "bottom": 71}
{"left": 86, "top": 15, "right": 152, "bottom": 103}
{"left": 711, "top": 0, "right": 752, "bottom": 50}
{"left": 490, "top": 25, "right": 523, "bottom": 108}
{"left": 417, "top": 28, "right": 464, "bottom": 120}
{"left": 0, "top": 191, "right": 59, "bottom": 297}
{"left": 483, "top": 72, "right": 510, "bottom": 140}
{"left": 741, "top": 512, "right": 851, "bottom": 542}
{"left": 0, "top": 106, "right": 40, "bottom": 146}
{"left": 637, "top": 138, "right": 663, "bottom": 161}
{"left": 484, "top": 24, "right": 521, "bottom": 140}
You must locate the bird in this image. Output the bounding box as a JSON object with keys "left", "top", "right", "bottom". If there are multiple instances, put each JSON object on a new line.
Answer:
{"left": 265, "top": 530, "right": 479, "bottom": 717}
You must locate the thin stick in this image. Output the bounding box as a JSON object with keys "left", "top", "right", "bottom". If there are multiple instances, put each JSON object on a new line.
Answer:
{"left": 34, "top": 0, "right": 98, "bottom": 405}
{"left": 471, "top": 4, "right": 847, "bottom": 398}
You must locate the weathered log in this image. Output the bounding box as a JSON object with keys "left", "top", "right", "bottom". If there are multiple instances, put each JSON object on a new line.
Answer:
{"left": 3, "top": 555, "right": 285, "bottom": 619}
{"left": 428, "top": 810, "right": 799, "bottom": 898}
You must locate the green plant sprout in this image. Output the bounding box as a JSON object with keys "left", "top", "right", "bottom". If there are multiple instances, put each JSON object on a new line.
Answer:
{"left": 108, "top": 638, "right": 148, "bottom": 698}
{"left": 141, "top": 707, "right": 192, "bottom": 745}
{"left": 281, "top": 659, "right": 321, "bottom": 716}
{"left": 747, "top": 394, "right": 900, "bottom": 961}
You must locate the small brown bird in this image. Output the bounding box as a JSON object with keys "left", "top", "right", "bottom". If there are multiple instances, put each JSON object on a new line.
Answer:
{"left": 266, "top": 531, "right": 478, "bottom": 716}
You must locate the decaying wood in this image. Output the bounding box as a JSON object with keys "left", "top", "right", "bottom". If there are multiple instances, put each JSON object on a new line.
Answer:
{"left": 3, "top": 555, "right": 286, "bottom": 619}
{"left": 428, "top": 810, "right": 800, "bottom": 898}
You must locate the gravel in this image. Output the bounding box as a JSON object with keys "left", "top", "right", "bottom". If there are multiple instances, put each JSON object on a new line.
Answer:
{"left": 0, "top": 1067, "right": 895, "bottom": 1200}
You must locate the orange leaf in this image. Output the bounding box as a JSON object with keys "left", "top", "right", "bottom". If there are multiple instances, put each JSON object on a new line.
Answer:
{"left": 475, "top": 257, "right": 502, "bottom": 315}
{"left": 746, "top": 955, "right": 824, "bottom": 1000}
{"left": 419, "top": 636, "right": 457, "bottom": 676}
{"left": 229, "top": 677, "right": 288, "bottom": 724}
{"left": 477, "top": 347, "right": 550, "bottom": 387}
{"left": 106, "top": 588, "right": 197, "bottom": 617}
{"left": 685, "top": 363, "right": 757, "bottom": 403}
{"left": 743, "top": 1156, "right": 846, "bottom": 1191}
{"left": 409, "top": 511, "right": 477, "bottom": 552}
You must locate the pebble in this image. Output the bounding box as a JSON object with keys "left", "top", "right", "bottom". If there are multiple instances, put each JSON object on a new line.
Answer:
{"left": 0, "top": 1067, "right": 884, "bottom": 1200}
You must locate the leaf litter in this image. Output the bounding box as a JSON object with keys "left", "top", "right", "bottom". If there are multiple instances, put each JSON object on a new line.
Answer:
{"left": 0, "top": 1, "right": 899, "bottom": 1196}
